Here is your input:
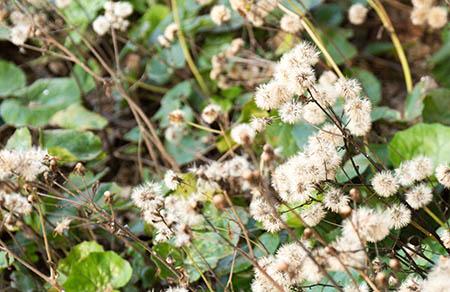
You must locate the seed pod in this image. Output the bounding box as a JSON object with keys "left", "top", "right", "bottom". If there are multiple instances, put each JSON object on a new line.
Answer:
{"left": 375, "top": 272, "right": 387, "bottom": 289}
{"left": 349, "top": 188, "right": 360, "bottom": 202}
{"left": 212, "top": 194, "right": 226, "bottom": 209}
{"left": 339, "top": 205, "right": 352, "bottom": 218}
{"left": 389, "top": 258, "right": 400, "bottom": 271}
{"left": 303, "top": 227, "right": 313, "bottom": 239}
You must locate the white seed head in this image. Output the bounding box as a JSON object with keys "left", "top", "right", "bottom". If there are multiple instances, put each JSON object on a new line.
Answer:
{"left": 348, "top": 3, "right": 369, "bottom": 25}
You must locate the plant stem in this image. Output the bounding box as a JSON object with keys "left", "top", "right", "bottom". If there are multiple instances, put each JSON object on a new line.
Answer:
{"left": 170, "top": 0, "right": 210, "bottom": 96}
{"left": 368, "top": 0, "right": 413, "bottom": 92}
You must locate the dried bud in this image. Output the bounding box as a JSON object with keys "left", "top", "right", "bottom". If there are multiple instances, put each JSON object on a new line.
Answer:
{"left": 388, "top": 275, "right": 399, "bottom": 287}
{"left": 49, "top": 158, "right": 58, "bottom": 171}
{"left": 325, "top": 246, "right": 337, "bottom": 255}
{"left": 303, "top": 227, "right": 313, "bottom": 239}
{"left": 27, "top": 194, "right": 36, "bottom": 204}
{"left": 104, "top": 191, "right": 113, "bottom": 204}
{"left": 375, "top": 272, "right": 387, "bottom": 288}
{"left": 74, "top": 162, "right": 85, "bottom": 175}
{"left": 23, "top": 183, "right": 34, "bottom": 194}
{"left": 168, "top": 110, "right": 185, "bottom": 126}
{"left": 124, "top": 53, "right": 141, "bottom": 72}
{"left": 212, "top": 194, "right": 226, "bottom": 209}
{"left": 389, "top": 258, "right": 400, "bottom": 271}
{"left": 349, "top": 188, "right": 360, "bottom": 202}
{"left": 48, "top": 61, "right": 67, "bottom": 75}
{"left": 339, "top": 205, "right": 352, "bottom": 218}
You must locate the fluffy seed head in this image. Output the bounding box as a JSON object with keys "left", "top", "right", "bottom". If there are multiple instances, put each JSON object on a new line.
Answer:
{"left": 280, "top": 13, "right": 303, "bottom": 34}
{"left": 323, "top": 187, "right": 350, "bottom": 213}
{"left": 279, "top": 100, "right": 303, "bottom": 124}
{"left": 371, "top": 171, "right": 399, "bottom": 197}
{"left": 405, "top": 183, "right": 433, "bottom": 209}
{"left": 210, "top": 5, "right": 231, "bottom": 25}
{"left": 348, "top": 3, "right": 369, "bottom": 25}
{"left": 436, "top": 164, "right": 450, "bottom": 188}
{"left": 201, "top": 104, "right": 221, "bottom": 124}
{"left": 231, "top": 123, "right": 256, "bottom": 145}
{"left": 386, "top": 203, "right": 411, "bottom": 230}
{"left": 427, "top": 6, "right": 448, "bottom": 29}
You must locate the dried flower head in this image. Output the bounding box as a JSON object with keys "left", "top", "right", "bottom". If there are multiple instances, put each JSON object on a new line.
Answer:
{"left": 405, "top": 183, "right": 433, "bottom": 209}
{"left": 54, "top": 217, "right": 72, "bottom": 235}
{"left": 201, "top": 104, "right": 221, "bottom": 124}
{"left": 436, "top": 164, "right": 450, "bottom": 188}
{"left": 164, "top": 170, "right": 181, "bottom": 190}
{"left": 280, "top": 14, "right": 303, "bottom": 34}
{"left": 231, "top": 123, "right": 256, "bottom": 145}
{"left": 210, "top": 5, "right": 231, "bottom": 25}
{"left": 323, "top": 187, "right": 350, "bottom": 213}
{"left": 427, "top": 6, "right": 448, "bottom": 29}
{"left": 279, "top": 100, "right": 303, "bottom": 124}
{"left": 348, "top": 3, "right": 369, "bottom": 25}
{"left": 386, "top": 203, "right": 411, "bottom": 230}
{"left": 371, "top": 171, "right": 399, "bottom": 197}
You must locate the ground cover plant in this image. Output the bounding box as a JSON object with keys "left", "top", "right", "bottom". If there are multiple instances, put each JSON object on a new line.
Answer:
{"left": 0, "top": 0, "right": 449, "bottom": 291}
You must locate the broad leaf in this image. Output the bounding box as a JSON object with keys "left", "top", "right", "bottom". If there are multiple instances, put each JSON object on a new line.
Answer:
{"left": 5, "top": 127, "right": 32, "bottom": 150}
{"left": 0, "top": 60, "right": 26, "bottom": 97}
{"left": 63, "top": 251, "right": 132, "bottom": 292}
{"left": 423, "top": 89, "right": 450, "bottom": 125}
{"left": 389, "top": 123, "right": 450, "bottom": 167}
{"left": 348, "top": 68, "right": 382, "bottom": 105}
{"left": 41, "top": 129, "right": 103, "bottom": 162}
{"left": 50, "top": 104, "right": 108, "bottom": 130}
{"left": 336, "top": 153, "right": 371, "bottom": 183}
{"left": 1, "top": 78, "right": 80, "bottom": 127}
{"left": 58, "top": 241, "right": 104, "bottom": 276}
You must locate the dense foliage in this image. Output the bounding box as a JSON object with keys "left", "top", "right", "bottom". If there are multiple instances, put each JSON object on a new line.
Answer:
{"left": 0, "top": 0, "right": 449, "bottom": 291}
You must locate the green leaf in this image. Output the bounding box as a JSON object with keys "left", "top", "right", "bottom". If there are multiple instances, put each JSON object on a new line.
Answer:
{"left": 63, "top": 251, "right": 132, "bottom": 292}
{"left": 348, "top": 68, "right": 382, "bottom": 105}
{"left": 50, "top": 104, "right": 108, "bottom": 130}
{"left": 254, "top": 233, "right": 280, "bottom": 258}
{"left": 404, "top": 81, "right": 426, "bottom": 121}
{"left": 6, "top": 127, "right": 32, "bottom": 150}
{"left": 1, "top": 78, "right": 81, "bottom": 127}
{"left": 71, "top": 64, "right": 96, "bottom": 93}
{"left": 321, "top": 28, "right": 357, "bottom": 65}
{"left": 389, "top": 123, "right": 450, "bottom": 167}
{"left": 165, "top": 131, "right": 208, "bottom": 165}
{"left": 146, "top": 55, "right": 174, "bottom": 85}
{"left": 129, "top": 4, "right": 170, "bottom": 41}
{"left": 63, "top": 0, "right": 106, "bottom": 29}
{"left": 336, "top": 153, "right": 371, "bottom": 183}
{"left": 0, "top": 251, "right": 13, "bottom": 270}
{"left": 423, "top": 88, "right": 450, "bottom": 126}
{"left": 58, "top": 241, "right": 104, "bottom": 276}
{"left": 41, "top": 129, "right": 103, "bottom": 162}
{"left": 184, "top": 232, "right": 234, "bottom": 282}
{"left": 371, "top": 106, "right": 401, "bottom": 122}
{"left": 266, "top": 122, "right": 298, "bottom": 157}
{"left": 0, "top": 60, "right": 26, "bottom": 97}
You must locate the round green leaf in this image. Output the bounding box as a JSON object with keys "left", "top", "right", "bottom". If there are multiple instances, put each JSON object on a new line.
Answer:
{"left": 63, "top": 251, "right": 132, "bottom": 292}
{"left": 5, "top": 127, "right": 32, "bottom": 150}
{"left": 40, "top": 129, "right": 103, "bottom": 162}
{"left": 423, "top": 88, "right": 450, "bottom": 126}
{"left": 348, "top": 68, "right": 382, "bottom": 105}
{"left": 58, "top": 241, "right": 104, "bottom": 276}
{"left": 389, "top": 123, "right": 450, "bottom": 167}
{"left": 1, "top": 78, "right": 80, "bottom": 127}
{"left": 50, "top": 104, "right": 108, "bottom": 130}
{"left": 0, "top": 60, "right": 26, "bottom": 97}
